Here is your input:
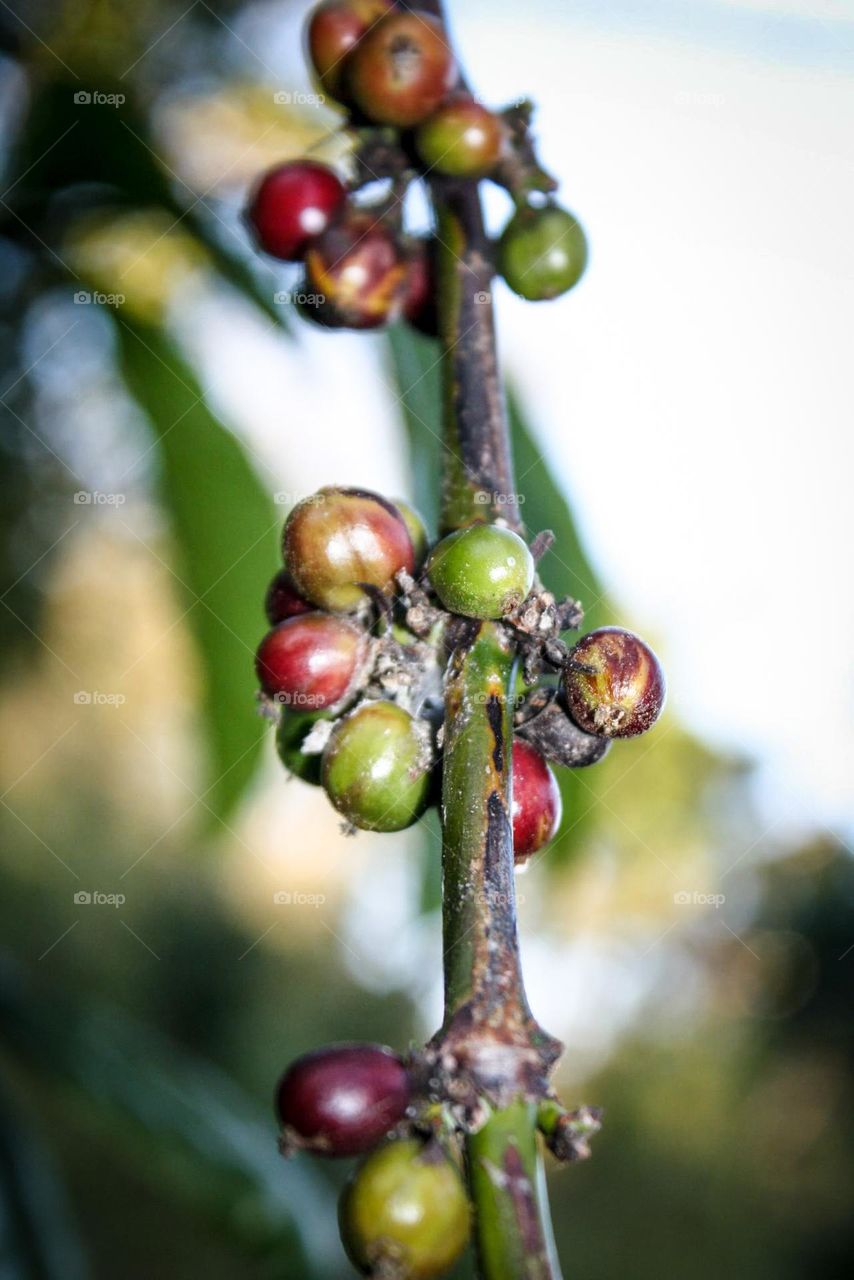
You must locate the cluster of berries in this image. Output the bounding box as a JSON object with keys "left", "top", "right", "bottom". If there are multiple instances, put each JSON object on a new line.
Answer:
{"left": 276, "top": 1043, "right": 468, "bottom": 1276}
{"left": 256, "top": 486, "right": 665, "bottom": 862}
{"left": 245, "top": 1, "right": 588, "bottom": 329}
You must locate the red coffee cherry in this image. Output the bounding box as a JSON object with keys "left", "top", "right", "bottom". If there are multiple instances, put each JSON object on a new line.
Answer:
{"left": 306, "top": 0, "right": 394, "bottom": 103}
{"left": 347, "top": 11, "right": 457, "bottom": 128}
{"left": 264, "top": 568, "right": 313, "bottom": 625}
{"left": 563, "top": 626, "right": 665, "bottom": 738}
{"left": 276, "top": 1043, "right": 410, "bottom": 1157}
{"left": 284, "top": 486, "right": 415, "bottom": 612}
{"left": 255, "top": 613, "right": 368, "bottom": 710}
{"left": 511, "top": 738, "right": 562, "bottom": 863}
{"left": 415, "top": 96, "right": 503, "bottom": 177}
{"left": 246, "top": 161, "right": 346, "bottom": 262}
{"left": 402, "top": 238, "right": 438, "bottom": 338}
{"left": 302, "top": 211, "right": 409, "bottom": 330}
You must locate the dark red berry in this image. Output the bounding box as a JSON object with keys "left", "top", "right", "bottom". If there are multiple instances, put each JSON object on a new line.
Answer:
{"left": 284, "top": 486, "right": 415, "bottom": 612}
{"left": 347, "top": 12, "right": 457, "bottom": 128}
{"left": 247, "top": 161, "right": 346, "bottom": 262}
{"left": 402, "top": 238, "right": 438, "bottom": 338}
{"left": 511, "top": 738, "right": 561, "bottom": 863}
{"left": 276, "top": 1043, "right": 410, "bottom": 1156}
{"left": 255, "top": 613, "right": 368, "bottom": 710}
{"left": 564, "top": 627, "right": 665, "bottom": 738}
{"left": 301, "top": 211, "right": 409, "bottom": 330}
{"left": 264, "top": 568, "right": 313, "bottom": 625}
{"left": 306, "top": 0, "right": 394, "bottom": 102}
{"left": 415, "top": 95, "right": 503, "bottom": 177}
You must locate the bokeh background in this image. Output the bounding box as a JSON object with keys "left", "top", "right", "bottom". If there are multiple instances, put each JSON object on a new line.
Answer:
{"left": 1, "top": 0, "right": 852, "bottom": 1276}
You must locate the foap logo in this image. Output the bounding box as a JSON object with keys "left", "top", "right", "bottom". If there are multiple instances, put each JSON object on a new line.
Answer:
{"left": 274, "top": 490, "right": 327, "bottom": 507}
{"left": 273, "top": 290, "right": 326, "bottom": 307}
{"left": 474, "top": 290, "right": 490, "bottom": 305}
{"left": 474, "top": 490, "right": 525, "bottom": 507}
{"left": 74, "top": 90, "right": 126, "bottom": 108}
{"left": 274, "top": 890, "right": 326, "bottom": 907}
{"left": 73, "top": 690, "right": 127, "bottom": 707}
{"left": 272, "top": 691, "right": 327, "bottom": 709}
{"left": 273, "top": 90, "right": 326, "bottom": 107}
{"left": 73, "top": 490, "right": 126, "bottom": 506}
{"left": 74, "top": 890, "right": 126, "bottom": 907}
{"left": 73, "top": 290, "right": 125, "bottom": 308}
{"left": 674, "top": 890, "right": 726, "bottom": 909}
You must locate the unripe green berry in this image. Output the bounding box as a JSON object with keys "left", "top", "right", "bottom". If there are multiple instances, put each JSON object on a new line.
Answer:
{"left": 322, "top": 700, "right": 430, "bottom": 831}
{"left": 564, "top": 627, "right": 665, "bottom": 738}
{"left": 426, "top": 524, "right": 534, "bottom": 619}
{"left": 339, "top": 1138, "right": 470, "bottom": 1278}
{"left": 392, "top": 498, "right": 429, "bottom": 569}
{"left": 276, "top": 709, "right": 329, "bottom": 785}
{"left": 284, "top": 486, "right": 415, "bottom": 613}
{"left": 498, "top": 203, "right": 588, "bottom": 302}
{"left": 414, "top": 96, "right": 503, "bottom": 178}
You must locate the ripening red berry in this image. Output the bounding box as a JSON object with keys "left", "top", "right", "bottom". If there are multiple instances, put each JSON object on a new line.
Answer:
{"left": 415, "top": 96, "right": 503, "bottom": 178}
{"left": 246, "top": 161, "right": 347, "bottom": 262}
{"left": 264, "top": 568, "right": 313, "bottom": 625}
{"left": 255, "top": 613, "right": 368, "bottom": 710}
{"left": 511, "top": 738, "right": 562, "bottom": 863}
{"left": 306, "top": 0, "right": 394, "bottom": 103}
{"left": 276, "top": 1043, "right": 410, "bottom": 1157}
{"left": 284, "top": 486, "right": 415, "bottom": 612}
{"left": 347, "top": 12, "right": 457, "bottom": 128}
{"left": 402, "top": 238, "right": 438, "bottom": 338}
{"left": 301, "top": 211, "right": 409, "bottom": 330}
{"left": 564, "top": 627, "right": 665, "bottom": 738}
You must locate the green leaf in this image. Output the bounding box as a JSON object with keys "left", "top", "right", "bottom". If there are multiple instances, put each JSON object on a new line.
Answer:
{"left": 114, "top": 316, "right": 277, "bottom": 825}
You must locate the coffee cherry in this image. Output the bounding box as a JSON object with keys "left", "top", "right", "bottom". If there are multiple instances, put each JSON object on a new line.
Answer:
{"left": 255, "top": 613, "right": 368, "bottom": 710}
{"left": 264, "top": 568, "right": 313, "bottom": 625}
{"left": 284, "top": 486, "right": 415, "bottom": 612}
{"left": 426, "top": 525, "right": 534, "bottom": 619}
{"left": 347, "top": 12, "right": 457, "bottom": 128}
{"left": 302, "top": 211, "right": 409, "bottom": 329}
{"left": 392, "top": 498, "right": 429, "bottom": 569}
{"left": 276, "top": 1043, "right": 410, "bottom": 1156}
{"left": 339, "top": 1138, "right": 470, "bottom": 1277}
{"left": 322, "top": 700, "right": 430, "bottom": 831}
{"left": 511, "top": 738, "right": 561, "bottom": 863}
{"left": 564, "top": 627, "right": 665, "bottom": 738}
{"left": 415, "top": 96, "right": 503, "bottom": 178}
{"left": 498, "top": 203, "right": 587, "bottom": 302}
{"left": 276, "top": 708, "right": 328, "bottom": 785}
{"left": 247, "top": 161, "right": 346, "bottom": 262}
{"left": 402, "top": 238, "right": 438, "bottom": 338}
{"left": 306, "top": 0, "right": 393, "bottom": 103}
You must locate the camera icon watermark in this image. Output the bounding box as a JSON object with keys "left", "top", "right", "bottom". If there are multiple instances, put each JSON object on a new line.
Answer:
{"left": 73, "top": 889, "right": 126, "bottom": 907}
{"left": 474, "top": 290, "right": 490, "bottom": 305}
{"left": 73, "top": 290, "right": 125, "bottom": 308}
{"left": 274, "top": 489, "right": 328, "bottom": 507}
{"left": 273, "top": 90, "right": 326, "bottom": 107}
{"left": 273, "top": 890, "right": 326, "bottom": 907}
{"left": 73, "top": 690, "right": 126, "bottom": 707}
{"left": 273, "top": 290, "right": 326, "bottom": 307}
{"left": 474, "top": 490, "right": 525, "bottom": 507}
{"left": 673, "top": 890, "right": 725, "bottom": 909}
{"left": 73, "top": 490, "right": 126, "bottom": 506}
{"left": 272, "top": 691, "right": 327, "bottom": 709}
{"left": 74, "top": 90, "right": 125, "bottom": 108}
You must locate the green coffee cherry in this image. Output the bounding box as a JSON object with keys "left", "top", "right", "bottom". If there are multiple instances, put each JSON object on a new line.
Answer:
{"left": 426, "top": 524, "right": 534, "bottom": 619}
{"left": 339, "top": 1138, "right": 470, "bottom": 1278}
{"left": 322, "top": 701, "right": 430, "bottom": 831}
{"left": 498, "top": 203, "right": 588, "bottom": 302}
{"left": 393, "top": 498, "right": 430, "bottom": 570}
{"left": 276, "top": 709, "right": 329, "bottom": 785}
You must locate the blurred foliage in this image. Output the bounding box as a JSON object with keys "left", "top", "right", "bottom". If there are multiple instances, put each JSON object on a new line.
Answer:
{"left": 0, "top": 1, "right": 852, "bottom": 1278}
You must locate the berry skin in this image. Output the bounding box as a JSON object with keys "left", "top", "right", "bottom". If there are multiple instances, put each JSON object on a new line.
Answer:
{"left": 511, "top": 738, "right": 562, "bottom": 863}
{"left": 276, "top": 709, "right": 328, "bottom": 785}
{"left": 276, "top": 1043, "right": 410, "bottom": 1157}
{"left": 563, "top": 627, "right": 665, "bottom": 738}
{"left": 306, "top": 0, "right": 393, "bottom": 103}
{"left": 339, "top": 1138, "right": 470, "bottom": 1278}
{"left": 255, "top": 613, "right": 368, "bottom": 710}
{"left": 498, "top": 204, "right": 588, "bottom": 302}
{"left": 347, "top": 12, "right": 457, "bottom": 128}
{"left": 392, "top": 498, "right": 429, "bottom": 569}
{"left": 264, "top": 568, "right": 313, "bottom": 625}
{"left": 402, "top": 238, "right": 438, "bottom": 338}
{"left": 247, "top": 161, "right": 346, "bottom": 262}
{"left": 284, "top": 486, "right": 415, "bottom": 612}
{"left": 426, "top": 524, "right": 534, "bottom": 619}
{"left": 322, "top": 700, "right": 430, "bottom": 832}
{"left": 415, "top": 96, "right": 503, "bottom": 178}
{"left": 302, "top": 212, "right": 409, "bottom": 329}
